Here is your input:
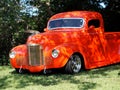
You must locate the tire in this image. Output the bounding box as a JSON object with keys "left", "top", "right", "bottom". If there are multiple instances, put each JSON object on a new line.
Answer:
{"left": 65, "top": 54, "right": 83, "bottom": 74}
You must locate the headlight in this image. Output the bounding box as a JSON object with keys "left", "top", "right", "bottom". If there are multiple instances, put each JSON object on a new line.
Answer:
{"left": 9, "top": 51, "right": 16, "bottom": 58}
{"left": 52, "top": 49, "right": 59, "bottom": 58}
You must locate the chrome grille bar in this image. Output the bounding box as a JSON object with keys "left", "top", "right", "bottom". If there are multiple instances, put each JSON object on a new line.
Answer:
{"left": 16, "top": 55, "right": 28, "bottom": 66}
{"left": 27, "top": 44, "right": 44, "bottom": 66}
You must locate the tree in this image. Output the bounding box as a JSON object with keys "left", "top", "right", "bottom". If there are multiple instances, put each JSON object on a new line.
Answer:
{"left": 0, "top": 0, "right": 21, "bottom": 65}
{"left": 0, "top": 0, "right": 51, "bottom": 65}
{"left": 50, "top": 0, "right": 120, "bottom": 31}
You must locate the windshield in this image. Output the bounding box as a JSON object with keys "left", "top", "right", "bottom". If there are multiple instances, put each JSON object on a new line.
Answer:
{"left": 48, "top": 18, "right": 84, "bottom": 30}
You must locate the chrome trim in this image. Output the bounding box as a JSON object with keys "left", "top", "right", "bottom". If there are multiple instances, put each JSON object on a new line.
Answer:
{"left": 16, "top": 55, "right": 28, "bottom": 66}
{"left": 48, "top": 18, "right": 84, "bottom": 30}
{"left": 27, "top": 44, "right": 44, "bottom": 66}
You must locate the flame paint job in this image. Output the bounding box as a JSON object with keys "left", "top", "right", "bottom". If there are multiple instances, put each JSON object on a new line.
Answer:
{"left": 10, "top": 11, "right": 120, "bottom": 73}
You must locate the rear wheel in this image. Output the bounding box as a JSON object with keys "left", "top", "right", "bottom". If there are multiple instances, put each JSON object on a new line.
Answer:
{"left": 65, "top": 54, "right": 83, "bottom": 74}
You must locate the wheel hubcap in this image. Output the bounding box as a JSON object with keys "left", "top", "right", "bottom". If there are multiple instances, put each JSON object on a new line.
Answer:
{"left": 71, "top": 55, "right": 82, "bottom": 73}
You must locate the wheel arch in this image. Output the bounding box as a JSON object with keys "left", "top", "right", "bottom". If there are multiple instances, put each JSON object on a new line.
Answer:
{"left": 71, "top": 52, "right": 85, "bottom": 70}
{"left": 52, "top": 44, "right": 87, "bottom": 69}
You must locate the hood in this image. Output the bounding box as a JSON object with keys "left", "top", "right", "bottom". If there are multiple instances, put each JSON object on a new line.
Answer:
{"left": 27, "top": 29, "right": 82, "bottom": 47}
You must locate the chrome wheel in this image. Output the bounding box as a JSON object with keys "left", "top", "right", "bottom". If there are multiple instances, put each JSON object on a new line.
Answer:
{"left": 71, "top": 55, "right": 82, "bottom": 73}
{"left": 65, "top": 54, "right": 83, "bottom": 74}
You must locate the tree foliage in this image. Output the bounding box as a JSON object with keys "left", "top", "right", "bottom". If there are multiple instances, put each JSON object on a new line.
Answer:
{"left": 0, "top": 0, "right": 20, "bottom": 65}
{"left": 0, "top": 0, "right": 120, "bottom": 65}
{"left": 50, "top": 0, "right": 120, "bottom": 31}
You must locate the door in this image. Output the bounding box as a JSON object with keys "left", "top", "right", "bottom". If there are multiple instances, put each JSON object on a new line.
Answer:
{"left": 81, "top": 19, "right": 107, "bottom": 65}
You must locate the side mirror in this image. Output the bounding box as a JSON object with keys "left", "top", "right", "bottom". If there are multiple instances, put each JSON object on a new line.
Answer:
{"left": 44, "top": 28, "right": 47, "bottom": 32}
{"left": 89, "top": 25, "right": 95, "bottom": 30}
{"left": 88, "top": 25, "right": 96, "bottom": 33}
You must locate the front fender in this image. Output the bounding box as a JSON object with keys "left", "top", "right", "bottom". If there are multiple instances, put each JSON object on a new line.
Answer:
{"left": 49, "top": 44, "right": 79, "bottom": 68}
{"left": 10, "top": 44, "right": 28, "bottom": 68}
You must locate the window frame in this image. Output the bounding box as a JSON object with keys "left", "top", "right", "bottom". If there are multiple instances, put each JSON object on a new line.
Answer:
{"left": 88, "top": 19, "right": 100, "bottom": 28}
{"left": 48, "top": 18, "right": 85, "bottom": 30}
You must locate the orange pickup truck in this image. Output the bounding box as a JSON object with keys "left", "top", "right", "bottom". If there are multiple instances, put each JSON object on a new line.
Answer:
{"left": 9, "top": 11, "right": 120, "bottom": 74}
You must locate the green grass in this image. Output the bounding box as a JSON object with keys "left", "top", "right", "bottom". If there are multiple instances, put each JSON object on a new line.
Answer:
{"left": 0, "top": 63, "right": 120, "bottom": 90}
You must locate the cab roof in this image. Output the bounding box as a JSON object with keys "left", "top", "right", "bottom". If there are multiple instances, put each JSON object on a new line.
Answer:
{"left": 49, "top": 11, "right": 102, "bottom": 20}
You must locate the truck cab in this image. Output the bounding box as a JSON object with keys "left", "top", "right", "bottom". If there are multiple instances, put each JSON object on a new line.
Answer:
{"left": 9, "top": 11, "right": 120, "bottom": 74}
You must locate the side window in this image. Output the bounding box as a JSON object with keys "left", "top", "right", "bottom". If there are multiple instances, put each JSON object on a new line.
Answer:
{"left": 88, "top": 19, "right": 100, "bottom": 28}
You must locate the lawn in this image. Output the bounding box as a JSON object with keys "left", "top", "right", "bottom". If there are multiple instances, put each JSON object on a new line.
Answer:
{"left": 0, "top": 63, "right": 120, "bottom": 90}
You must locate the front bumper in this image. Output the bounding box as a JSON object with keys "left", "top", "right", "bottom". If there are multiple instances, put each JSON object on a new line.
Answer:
{"left": 9, "top": 44, "right": 69, "bottom": 73}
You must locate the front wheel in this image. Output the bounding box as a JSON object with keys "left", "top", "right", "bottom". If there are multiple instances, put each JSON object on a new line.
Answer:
{"left": 65, "top": 54, "right": 83, "bottom": 74}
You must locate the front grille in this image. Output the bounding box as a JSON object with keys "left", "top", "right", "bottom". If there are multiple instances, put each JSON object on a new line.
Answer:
{"left": 27, "top": 44, "right": 44, "bottom": 66}
{"left": 16, "top": 55, "right": 28, "bottom": 66}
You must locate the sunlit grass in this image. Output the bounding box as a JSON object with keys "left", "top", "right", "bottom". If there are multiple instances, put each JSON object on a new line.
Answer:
{"left": 0, "top": 63, "right": 120, "bottom": 90}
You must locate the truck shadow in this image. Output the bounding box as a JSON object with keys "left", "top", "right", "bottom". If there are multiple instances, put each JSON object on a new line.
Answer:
{"left": 83, "top": 63, "right": 120, "bottom": 78}
{"left": 0, "top": 63, "right": 119, "bottom": 90}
